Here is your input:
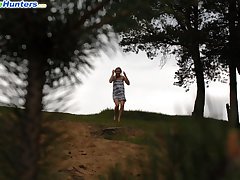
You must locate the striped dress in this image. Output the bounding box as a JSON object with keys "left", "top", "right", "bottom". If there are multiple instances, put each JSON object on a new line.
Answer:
{"left": 113, "top": 75, "right": 126, "bottom": 101}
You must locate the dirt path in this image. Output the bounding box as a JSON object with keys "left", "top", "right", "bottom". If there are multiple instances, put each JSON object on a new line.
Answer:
{"left": 51, "top": 120, "right": 148, "bottom": 180}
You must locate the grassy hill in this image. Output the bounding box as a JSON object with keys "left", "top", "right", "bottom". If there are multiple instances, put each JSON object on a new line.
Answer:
{"left": 1, "top": 106, "right": 240, "bottom": 179}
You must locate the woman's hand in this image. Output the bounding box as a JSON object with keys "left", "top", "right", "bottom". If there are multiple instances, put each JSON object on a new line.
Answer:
{"left": 123, "top": 71, "right": 130, "bottom": 85}
{"left": 109, "top": 70, "right": 115, "bottom": 83}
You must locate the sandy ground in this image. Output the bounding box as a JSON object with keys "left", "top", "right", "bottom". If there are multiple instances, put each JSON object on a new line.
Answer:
{"left": 50, "top": 120, "right": 148, "bottom": 180}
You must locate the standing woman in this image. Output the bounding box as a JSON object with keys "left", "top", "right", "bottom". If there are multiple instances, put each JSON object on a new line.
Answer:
{"left": 109, "top": 67, "right": 130, "bottom": 122}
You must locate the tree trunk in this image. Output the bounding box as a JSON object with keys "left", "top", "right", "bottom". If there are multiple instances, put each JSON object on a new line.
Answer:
{"left": 19, "top": 58, "right": 46, "bottom": 180}
{"left": 228, "top": 0, "right": 239, "bottom": 127}
{"left": 229, "top": 64, "right": 239, "bottom": 127}
{"left": 190, "top": 5, "right": 205, "bottom": 119}
{"left": 191, "top": 43, "right": 205, "bottom": 118}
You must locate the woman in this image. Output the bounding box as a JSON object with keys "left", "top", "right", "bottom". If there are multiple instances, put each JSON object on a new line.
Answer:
{"left": 109, "top": 67, "right": 130, "bottom": 122}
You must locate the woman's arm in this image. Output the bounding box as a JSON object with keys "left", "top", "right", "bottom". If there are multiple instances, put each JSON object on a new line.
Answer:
{"left": 123, "top": 71, "right": 130, "bottom": 85}
{"left": 109, "top": 70, "right": 115, "bottom": 83}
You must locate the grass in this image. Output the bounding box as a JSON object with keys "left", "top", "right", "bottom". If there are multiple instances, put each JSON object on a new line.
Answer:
{"left": 1, "top": 106, "right": 240, "bottom": 179}
{"left": 43, "top": 108, "right": 229, "bottom": 146}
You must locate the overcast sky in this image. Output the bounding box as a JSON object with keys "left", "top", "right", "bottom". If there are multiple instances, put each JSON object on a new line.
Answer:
{"left": 66, "top": 47, "right": 237, "bottom": 121}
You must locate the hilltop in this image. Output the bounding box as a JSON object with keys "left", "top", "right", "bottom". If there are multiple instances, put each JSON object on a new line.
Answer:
{"left": 1, "top": 107, "right": 239, "bottom": 180}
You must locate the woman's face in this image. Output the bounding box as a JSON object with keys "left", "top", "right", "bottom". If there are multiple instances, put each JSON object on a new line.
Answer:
{"left": 115, "top": 69, "right": 121, "bottom": 76}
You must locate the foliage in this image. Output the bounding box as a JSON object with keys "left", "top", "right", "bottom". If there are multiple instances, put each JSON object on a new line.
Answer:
{"left": 0, "top": 106, "right": 67, "bottom": 179}
{"left": 0, "top": 0, "right": 116, "bottom": 109}
{"left": 0, "top": 1, "right": 120, "bottom": 178}
{"left": 112, "top": 0, "right": 229, "bottom": 91}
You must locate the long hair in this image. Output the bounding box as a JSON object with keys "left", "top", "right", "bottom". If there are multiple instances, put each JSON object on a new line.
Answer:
{"left": 115, "top": 67, "right": 122, "bottom": 73}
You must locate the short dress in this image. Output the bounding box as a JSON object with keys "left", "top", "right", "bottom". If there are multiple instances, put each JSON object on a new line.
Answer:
{"left": 113, "top": 75, "right": 126, "bottom": 101}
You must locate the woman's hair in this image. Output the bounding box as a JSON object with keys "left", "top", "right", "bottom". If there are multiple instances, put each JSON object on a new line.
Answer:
{"left": 115, "top": 67, "right": 122, "bottom": 73}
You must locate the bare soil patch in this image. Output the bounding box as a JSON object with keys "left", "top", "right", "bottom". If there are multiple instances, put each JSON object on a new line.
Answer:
{"left": 50, "top": 120, "right": 148, "bottom": 180}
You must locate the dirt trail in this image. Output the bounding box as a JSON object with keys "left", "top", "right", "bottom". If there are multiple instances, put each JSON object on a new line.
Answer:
{"left": 51, "top": 120, "right": 148, "bottom": 180}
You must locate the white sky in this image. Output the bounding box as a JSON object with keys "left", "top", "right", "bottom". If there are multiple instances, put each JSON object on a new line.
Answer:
{"left": 67, "top": 48, "right": 235, "bottom": 120}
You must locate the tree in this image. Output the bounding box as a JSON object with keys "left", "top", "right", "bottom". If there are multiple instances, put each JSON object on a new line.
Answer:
{"left": 0, "top": 1, "right": 157, "bottom": 178}
{"left": 112, "top": 0, "right": 227, "bottom": 118}
{"left": 203, "top": 0, "right": 240, "bottom": 127}
{"left": 0, "top": 0, "right": 116, "bottom": 179}
{"left": 227, "top": 0, "right": 240, "bottom": 127}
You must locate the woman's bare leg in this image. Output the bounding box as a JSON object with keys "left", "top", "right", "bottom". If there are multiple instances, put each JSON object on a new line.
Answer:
{"left": 114, "top": 99, "right": 119, "bottom": 121}
{"left": 118, "top": 100, "right": 125, "bottom": 122}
